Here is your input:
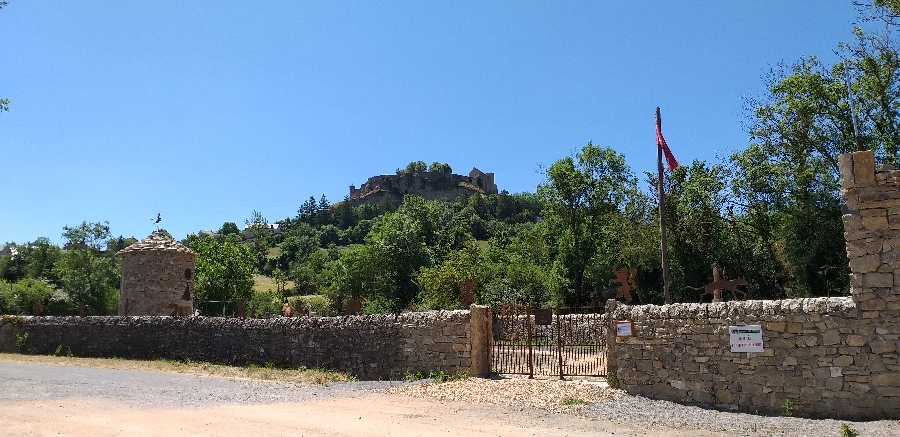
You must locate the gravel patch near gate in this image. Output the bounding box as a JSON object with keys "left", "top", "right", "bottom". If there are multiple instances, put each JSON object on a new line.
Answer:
{"left": 390, "top": 377, "right": 622, "bottom": 412}
{"left": 391, "top": 377, "right": 900, "bottom": 437}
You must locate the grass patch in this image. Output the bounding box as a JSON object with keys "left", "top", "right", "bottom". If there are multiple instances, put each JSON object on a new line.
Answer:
{"left": 252, "top": 274, "right": 296, "bottom": 293}
{"left": 562, "top": 397, "right": 588, "bottom": 406}
{"left": 0, "top": 353, "right": 355, "bottom": 385}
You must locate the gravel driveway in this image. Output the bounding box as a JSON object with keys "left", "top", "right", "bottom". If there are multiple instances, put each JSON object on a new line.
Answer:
{"left": 3, "top": 361, "right": 900, "bottom": 437}
{"left": 0, "top": 361, "right": 404, "bottom": 408}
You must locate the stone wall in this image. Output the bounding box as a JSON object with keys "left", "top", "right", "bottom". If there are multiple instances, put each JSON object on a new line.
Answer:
{"left": 839, "top": 150, "right": 900, "bottom": 314}
{"left": 0, "top": 311, "right": 471, "bottom": 380}
{"left": 606, "top": 150, "right": 900, "bottom": 420}
{"left": 608, "top": 297, "right": 900, "bottom": 419}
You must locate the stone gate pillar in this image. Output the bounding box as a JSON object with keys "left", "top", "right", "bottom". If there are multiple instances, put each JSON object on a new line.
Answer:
{"left": 469, "top": 305, "right": 492, "bottom": 377}
{"left": 839, "top": 150, "right": 900, "bottom": 315}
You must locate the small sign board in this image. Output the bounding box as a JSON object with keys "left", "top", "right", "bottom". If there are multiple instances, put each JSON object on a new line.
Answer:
{"left": 615, "top": 321, "right": 634, "bottom": 337}
{"left": 533, "top": 308, "right": 553, "bottom": 325}
{"left": 730, "top": 325, "right": 764, "bottom": 352}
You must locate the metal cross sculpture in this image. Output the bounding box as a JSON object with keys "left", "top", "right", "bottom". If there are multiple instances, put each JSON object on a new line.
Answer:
{"left": 611, "top": 266, "right": 636, "bottom": 304}
{"left": 689, "top": 267, "right": 748, "bottom": 303}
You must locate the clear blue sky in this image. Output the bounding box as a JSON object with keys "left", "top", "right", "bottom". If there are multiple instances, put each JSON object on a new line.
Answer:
{"left": 0, "top": 1, "right": 865, "bottom": 244}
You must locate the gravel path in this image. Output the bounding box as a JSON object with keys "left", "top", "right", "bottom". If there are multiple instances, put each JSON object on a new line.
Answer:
{"left": 393, "top": 377, "right": 900, "bottom": 437}
{"left": 0, "top": 362, "right": 405, "bottom": 408}
{"left": 3, "top": 361, "right": 900, "bottom": 436}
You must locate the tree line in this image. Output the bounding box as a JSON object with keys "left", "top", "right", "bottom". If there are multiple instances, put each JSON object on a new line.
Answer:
{"left": 4, "top": 2, "right": 900, "bottom": 315}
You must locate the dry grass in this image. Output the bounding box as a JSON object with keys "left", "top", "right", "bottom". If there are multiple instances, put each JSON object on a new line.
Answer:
{"left": 0, "top": 353, "right": 355, "bottom": 385}
{"left": 390, "top": 376, "right": 623, "bottom": 413}
{"left": 252, "top": 274, "right": 296, "bottom": 293}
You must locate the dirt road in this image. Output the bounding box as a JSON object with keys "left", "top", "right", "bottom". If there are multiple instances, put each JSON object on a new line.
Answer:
{"left": 2, "top": 394, "right": 728, "bottom": 437}
{"left": 0, "top": 360, "right": 728, "bottom": 437}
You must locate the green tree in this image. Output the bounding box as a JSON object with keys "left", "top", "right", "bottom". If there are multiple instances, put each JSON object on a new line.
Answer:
{"left": 55, "top": 222, "right": 119, "bottom": 315}
{"left": 396, "top": 161, "right": 427, "bottom": 176}
{"left": 428, "top": 162, "right": 453, "bottom": 173}
{"left": 538, "top": 143, "right": 636, "bottom": 305}
{"left": 244, "top": 210, "right": 271, "bottom": 272}
{"left": 0, "top": 278, "right": 57, "bottom": 315}
{"left": 188, "top": 237, "right": 255, "bottom": 309}
{"left": 219, "top": 222, "right": 240, "bottom": 236}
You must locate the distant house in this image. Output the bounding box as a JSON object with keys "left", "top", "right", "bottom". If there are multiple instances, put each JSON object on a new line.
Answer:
{"left": 0, "top": 244, "right": 9, "bottom": 257}
{"left": 197, "top": 230, "right": 218, "bottom": 238}
{"left": 241, "top": 223, "right": 283, "bottom": 239}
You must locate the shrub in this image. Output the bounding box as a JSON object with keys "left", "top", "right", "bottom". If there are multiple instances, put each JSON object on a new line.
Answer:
{"left": 292, "top": 295, "right": 334, "bottom": 316}
{"left": 0, "top": 278, "right": 59, "bottom": 315}
{"left": 840, "top": 423, "right": 859, "bottom": 437}
{"left": 781, "top": 399, "right": 795, "bottom": 417}
{"left": 245, "top": 289, "right": 283, "bottom": 318}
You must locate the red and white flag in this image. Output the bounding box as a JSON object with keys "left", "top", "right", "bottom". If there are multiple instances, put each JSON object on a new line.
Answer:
{"left": 656, "top": 115, "right": 680, "bottom": 171}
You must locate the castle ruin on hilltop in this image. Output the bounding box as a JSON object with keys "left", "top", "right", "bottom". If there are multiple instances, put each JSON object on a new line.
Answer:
{"left": 349, "top": 167, "right": 498, "bottom": 206}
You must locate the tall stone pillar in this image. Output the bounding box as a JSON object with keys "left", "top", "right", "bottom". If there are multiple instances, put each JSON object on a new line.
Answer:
{"left": 469, "top": 305, "right": 492, "bottom": 378}
{"left": 839, "top": 150, "right": 900, "bottom": 315}
{"left": 605, "top": 299, "right": 618, "bottom": 386}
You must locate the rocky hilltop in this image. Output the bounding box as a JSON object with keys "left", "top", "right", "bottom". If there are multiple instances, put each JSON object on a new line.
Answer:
{"left": 348, "top": 167, "right": 498, "bottom": 206}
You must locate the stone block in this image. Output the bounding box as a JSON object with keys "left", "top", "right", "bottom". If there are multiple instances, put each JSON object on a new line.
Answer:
{"left": 766, "top": 322, "right": 786, "bottom": 332}
{"left": 873, "top": 372, "right": 900, "bottom": 386}
{"left": 822, "top": 330, "right": 841, "bottom": 346}
{"left": 841, "top": 214, "right": 866, "bottom": 233}
{"left": 859, "top": 298, "right": 887, "bottom": 311}
{"left": 871, "top": 341, "right": 898, "bottom": 354}
{"left": 833, "top": 355, "right": 854, "bottom": 367}
{"left": 876, "top": 386, "right": 900, "bottom": 396}
{"left": 853, "top": 150, "right": 875, "bottom": 184}
{"left": 843, "top": 214, "right": 864, "bottom": 234}
{"left": 866, "top": 273, "right": 894, "bottom": 288}
{"left": 850, "top": 254, "right": 882, "bottom": 273}
{"left": 847, "top": 335, "right": 867, "bottom": 347}
{"left": 825, "top": 376, "right": 844, "bottom": 391}
{"left": 839, "top": 152, "right": 855, "bottom": 188}
{"left": 863, "top": 214, "right": 890, "bottom": 231}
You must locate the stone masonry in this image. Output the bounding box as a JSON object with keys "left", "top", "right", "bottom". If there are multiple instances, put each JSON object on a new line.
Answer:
{"left": 0, "top": 311, "right": 472, "bottom": 380}
{"left": 117, "top": 231, "right": 198, "bottom": 316}
{"left": 839, "top": 150, "right": 900, "bottom": 314}
{"left": 606, "top": 149, "right": 900, "bottom": 419}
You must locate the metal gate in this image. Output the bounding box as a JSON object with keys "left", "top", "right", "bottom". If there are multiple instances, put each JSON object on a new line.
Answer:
{"left": 491, "top": 304, "right": 607, "bottom": 378}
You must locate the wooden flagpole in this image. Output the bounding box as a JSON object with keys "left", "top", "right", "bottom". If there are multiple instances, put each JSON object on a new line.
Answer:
{"left": 657, "top": 107, "right": 672, "bottom": 304}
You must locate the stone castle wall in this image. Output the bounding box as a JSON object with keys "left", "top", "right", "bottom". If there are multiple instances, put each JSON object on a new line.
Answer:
{"left": 607, "top": 150, "right": 900, "bottom": 419}
{"left": 349, "top": 168, "right": 498, "bottom": 206}
{"left": 0, "top": 311, "right": 471, "bottom": 380}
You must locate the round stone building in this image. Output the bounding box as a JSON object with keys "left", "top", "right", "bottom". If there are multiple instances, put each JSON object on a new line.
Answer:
{"left": 117, "top": 231, "right": 198, "bottom": 316}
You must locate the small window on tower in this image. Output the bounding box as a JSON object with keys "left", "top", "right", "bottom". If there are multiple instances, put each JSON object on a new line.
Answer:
{"left": 184, "top": 268, "right": 193, "bottom": 280}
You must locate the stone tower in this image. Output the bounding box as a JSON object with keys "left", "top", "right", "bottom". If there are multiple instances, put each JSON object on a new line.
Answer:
{"left": 117, "top": 231, "right": 198, "bottom": 316}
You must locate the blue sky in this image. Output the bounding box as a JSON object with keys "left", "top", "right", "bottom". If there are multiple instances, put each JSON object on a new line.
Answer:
{"left": 0, "top": 1, "right": 865, "bottom": 244}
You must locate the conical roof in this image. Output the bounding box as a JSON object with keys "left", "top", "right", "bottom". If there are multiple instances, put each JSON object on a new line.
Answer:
{"left": 117, "top": 231, "right": 197, "bottom": 257}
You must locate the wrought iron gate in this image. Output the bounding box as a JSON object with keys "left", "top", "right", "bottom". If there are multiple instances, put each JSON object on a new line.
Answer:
{"left": 491, "top": 304, "right": 607, "bottom": 378}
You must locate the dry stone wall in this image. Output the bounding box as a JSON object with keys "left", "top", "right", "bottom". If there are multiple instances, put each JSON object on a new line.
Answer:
{"left": 609, "top": 297, "right": 900, "bottom": 419}
{"left": 0, "top": 311, "right": 471, "bottom": 380}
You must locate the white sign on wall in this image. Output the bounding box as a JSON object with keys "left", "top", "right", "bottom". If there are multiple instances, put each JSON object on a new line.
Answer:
{"left": 615, "top": 321, "right": 634, "bottom": 337}
{"left": 729, "top": 325, "right": 764, "bottom": 352}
